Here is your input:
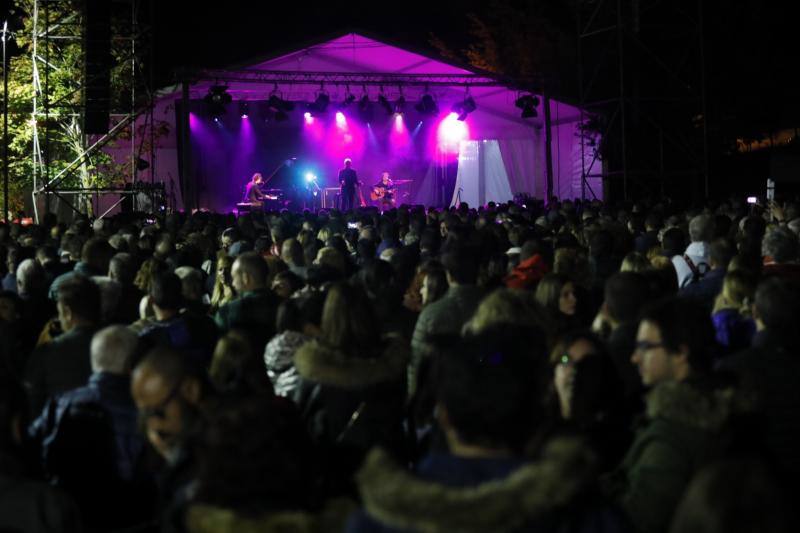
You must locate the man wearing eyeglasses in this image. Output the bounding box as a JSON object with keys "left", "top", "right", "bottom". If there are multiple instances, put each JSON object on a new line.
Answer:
{"left": 131, "top": 347, "right": 207, "bottom": 462}
{"left": 603, "top": 298, "right": 738, "bottom": 533}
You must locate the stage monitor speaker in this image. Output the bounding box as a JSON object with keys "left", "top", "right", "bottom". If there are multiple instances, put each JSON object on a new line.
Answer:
{"left": 84, "top": 0, "right": 111, "bottom": 134}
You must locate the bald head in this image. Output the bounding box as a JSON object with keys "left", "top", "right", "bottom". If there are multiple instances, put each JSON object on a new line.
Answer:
{"left": 231, "top": 252, "right": 269, "bottom": 294}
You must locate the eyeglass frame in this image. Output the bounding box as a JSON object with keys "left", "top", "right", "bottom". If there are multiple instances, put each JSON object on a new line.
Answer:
{"left": 137, "top": 380, "right": 183, "bottom": 428}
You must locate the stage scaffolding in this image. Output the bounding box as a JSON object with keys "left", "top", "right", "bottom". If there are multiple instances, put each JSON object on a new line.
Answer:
{"left": 576, "top": 0, "right": 709, "bottom": 201}
{"left": 30, "top": 0, "right": 156, "bottom": 222}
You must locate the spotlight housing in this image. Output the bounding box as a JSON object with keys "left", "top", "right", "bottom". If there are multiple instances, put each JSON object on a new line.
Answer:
{"left": 452, "top": 96, "right": 476, "bottom": 121}
{"left": 394, "top": 95, "right": 406, "bottom": 114}
{"left": 310, "top": 92, "right": 330, "bottom": 113}
{"left": 515, "top": 94, "right": 540, "bottom": 119}
{"left": 415, "top": 93, "right": 439, "bottom": 115}
{"left": 204, "top": 85, "right": 232, "bottom": 116}
{"left": 378, "top": 93, "right": 393, "bottom": 115}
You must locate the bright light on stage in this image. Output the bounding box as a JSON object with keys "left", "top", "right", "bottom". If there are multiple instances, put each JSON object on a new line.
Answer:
{"left": 335, "top": 111, "right": 347, "bottom": 127}
{"left": 437, "top": 112, "right": 469, "bottom": 153}
{"left": 394, "top": 113, "right": 404, "bottom": 130}
{"left": 305, "top": 172, "right": 317, "bottom": 182}
{"left": 304, "top": 112, "right": 313, "bottom": 124}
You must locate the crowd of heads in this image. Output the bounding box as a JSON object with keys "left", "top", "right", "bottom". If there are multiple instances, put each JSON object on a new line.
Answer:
{"left": 1, "top": 194, "right": 798, "bottom": 532}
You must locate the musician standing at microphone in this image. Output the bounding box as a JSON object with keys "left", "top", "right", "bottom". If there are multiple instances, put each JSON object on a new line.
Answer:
{"left": 338, "top": 158, "right": 360, "bottom": 211}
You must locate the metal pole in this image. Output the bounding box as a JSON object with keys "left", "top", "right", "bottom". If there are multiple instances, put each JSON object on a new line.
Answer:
{"left": 543, "top": 92, "right": 554, "bottom": 203}
{"left": 3, "top": 21, "right": 9, "bottom": 223}
{"left": 616, "top": 0, "right": 629, "bottom": 201}
{"left": 577, "top": 3, "right": 586, "bottom": 201}
{"left": 180, "top": 80, "right": 192, "bottom": 210}
{"left": 698, "top": 0, "right": 709, "bottom": 198}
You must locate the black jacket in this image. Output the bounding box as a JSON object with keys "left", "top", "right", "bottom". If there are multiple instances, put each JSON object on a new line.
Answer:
{"left": 291, "top": 337, "right": 410, "bottom": 490}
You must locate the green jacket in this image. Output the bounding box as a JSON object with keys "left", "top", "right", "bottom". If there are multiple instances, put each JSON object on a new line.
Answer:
{"left": 603, "top": 380, "right": 739, "bottom": 533}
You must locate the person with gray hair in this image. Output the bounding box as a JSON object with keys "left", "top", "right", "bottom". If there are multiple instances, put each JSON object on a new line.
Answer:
{"left": 14, "top": 258, "right": 56, "bottom": 357}
{"left": 28, "top": 325, "right": 146, "bottom": 491}
{"left": 762, "top": 226, "right": 800, "bottom": 282}
{"left": 673, "top": 214, "right": 714, "bottom": 289}
{"left": 16, "top": 258, "right": 46, "bottom": 298}
{"left": 91, "top": 325, "right": 139, "bottom": 374}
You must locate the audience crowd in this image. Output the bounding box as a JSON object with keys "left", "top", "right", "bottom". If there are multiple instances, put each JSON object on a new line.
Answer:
{"left": 1, "top": 196, "right": 798, "bottom": 532}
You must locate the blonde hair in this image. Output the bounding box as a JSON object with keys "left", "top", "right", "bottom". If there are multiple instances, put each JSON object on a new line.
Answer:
{"left": 713, "top": 270, "right": 756, "bottom": 316}
{"left": 210, "top": 251, "right": 235, "bottom": 312}
{"left": 133, "top": 257, "right": 166, "bottom": 293}
{"left": 620, "top": 251, "right": 651, "bottom": 273}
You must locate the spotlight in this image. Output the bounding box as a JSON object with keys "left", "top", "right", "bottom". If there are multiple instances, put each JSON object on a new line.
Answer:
{"left": 311, "top": 92, "right": 330, "bottom": 113}
{"left": 205, "top": 85, "right": 232, "bottom": 105}
{"left": 415, "top": 93, "right": 439, "bottom": 115}
{"left": 305, "top": 172, "right": 316, "bottom": 182}
{"left": 239, "top": 101, "right": 249, "bottom": 118}
{"left": 451, "top": 96, "right": 476, "bottom": 121}
{"left": 378, "top": 93, "right": 393, "bottom": 115}
{"left": 515, "top": 94, "right": 539, "bottom": 119}
{"left": 204, "top": 85, "right": 231, "bottom": 116}
{"left": 394, "top": 95, "right": 406, "bottom": 114}
{"left": 268, "top": 93, "right": 295, "bottom": 113}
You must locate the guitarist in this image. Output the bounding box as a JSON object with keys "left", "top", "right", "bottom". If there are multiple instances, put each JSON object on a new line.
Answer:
{"left": 371, "top": 171, "right": 396, "bottom": 209}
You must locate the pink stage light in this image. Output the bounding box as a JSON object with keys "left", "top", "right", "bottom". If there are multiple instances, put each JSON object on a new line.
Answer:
{"left": 437, "top": 112, "right": 468, "bottom": 152}
{"left": 394, "top": 113, "right": 404, "bottom": 131}
{"left": 304, "top": 112, "right": 313, "bottom": 124}
{"left": 335, "top": 111, "right": 347, "bottom": 128}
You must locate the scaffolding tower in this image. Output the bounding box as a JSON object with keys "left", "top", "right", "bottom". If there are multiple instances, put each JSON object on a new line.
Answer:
{"left": 30, "top": 0, "right": 156, "bottom": 222}
{"left": 576, "top": 0, "right": 709, "bottom": 202}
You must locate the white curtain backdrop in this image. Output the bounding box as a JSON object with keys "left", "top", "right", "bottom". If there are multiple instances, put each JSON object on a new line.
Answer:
{"left": 497, "top": 137, "right": 542, "bottom": 197}
{"left": 450, "top": 140, "right": 514, "bottom": 207}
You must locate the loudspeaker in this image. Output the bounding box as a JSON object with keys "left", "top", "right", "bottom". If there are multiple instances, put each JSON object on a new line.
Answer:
{"left": 84, "top": 0, "right": 111, "bottom": 134}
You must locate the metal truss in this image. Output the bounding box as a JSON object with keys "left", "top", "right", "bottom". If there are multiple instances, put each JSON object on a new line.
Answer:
{"left": 31, "top": 0, "right": 156, "bottom": 222}
{"left": 179, "top": 68, "right": 528, "bottom": 90}
{"left": 576, "top": 0, "right": 709, "bottom": 201}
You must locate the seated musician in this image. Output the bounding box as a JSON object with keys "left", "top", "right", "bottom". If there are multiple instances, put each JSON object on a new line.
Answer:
{"left": 371, "top": 171, "right": 396, "bottom": 209}
{"left": 244, "top": 172, "right": 265, "bottom": 205}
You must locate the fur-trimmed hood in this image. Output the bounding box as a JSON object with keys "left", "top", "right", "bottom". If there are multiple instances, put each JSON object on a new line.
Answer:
{"left": 185, "top": 498, "right": 356, "bottom": 533}
{"left": 355, "top": 439, "right": 596, "bottom": 533}
{"left": 645, "top": 380, "right": 744, "bottom": 431}
{"left": 294, "top": 336, "right": 409, "bottom": 389}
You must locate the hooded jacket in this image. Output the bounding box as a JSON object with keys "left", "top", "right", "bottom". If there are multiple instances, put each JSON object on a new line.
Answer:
{"left": 347, "top": 439, "right": 623, "bottom": 533}
{"left": 604, "top": 379, "right": 741, "bottom": 533}
{"left": 291, "top": 337, "right": 410, "bottom": 484}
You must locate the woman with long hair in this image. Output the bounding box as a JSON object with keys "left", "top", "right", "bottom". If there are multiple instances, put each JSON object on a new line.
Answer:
{"left": 535, "top": 273, "right": 580, "bottom": 336}
{"left": 209, "top": 252, "right": 234, "bottom": 313}
{"left": 291, "top": 283, "right": 409, "bottom": 493}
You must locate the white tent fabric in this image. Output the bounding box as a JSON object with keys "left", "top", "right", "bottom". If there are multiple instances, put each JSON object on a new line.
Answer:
{"left": 102, "top": 32, "right": 596, "bottom": 214}
{"left": 451, "top": 141, "right": 514, "bottom": 207}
